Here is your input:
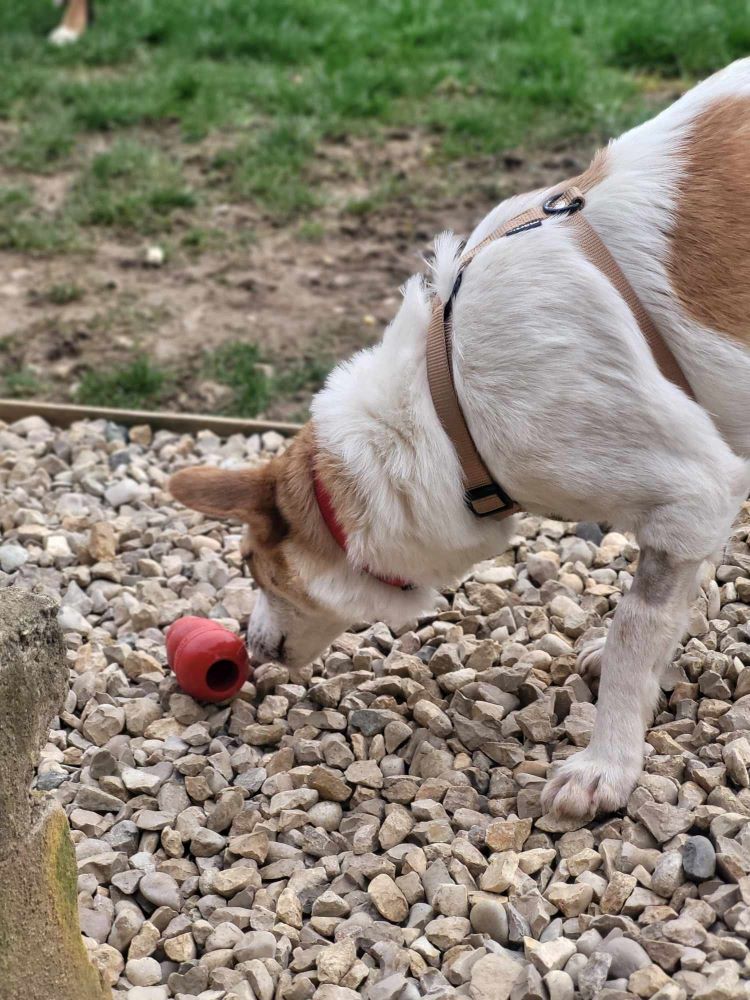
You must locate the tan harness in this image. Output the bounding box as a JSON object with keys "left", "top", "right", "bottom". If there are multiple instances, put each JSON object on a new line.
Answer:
{"left": 426, "top": 185, "right": 695, "bottom": 518}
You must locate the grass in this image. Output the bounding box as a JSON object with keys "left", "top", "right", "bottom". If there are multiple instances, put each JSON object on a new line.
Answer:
{"left": 0, "top": 187, "right": 77, "bottom": 253}
{"left": 68, "top": 343, "right": 331, "bottom": 416}
{"left": 275, "top": 356, "right": 333, "bottom": 399}
{"left": 1, "top": 1, "right": 747, "bottom": 232}
{"left": 203, "top": 341, "right": 332, "bottom": 417}
{"left": 69, "top": 140, "right": 195, "bottom": 233}
{"left": 297, "top": 221, "right": 326, "bottom": 243}
{"left": 0, "top": 140, "right": 195, "bottom": 250}
{"left": 180, "top": 226, "right": 228, "bottom": 254}
{"left": 76, "top": 356, "right": 168, "bottom": 409}
{"left": 202, "top": 342, "right": 271, "bottom": 417}
{"left": 3, "top": 368, "right": 45, "bottom": 399}
{"left": 212, "top": 122, "right": 320, "bottom": 220}
{"left": 38, "top": 282, "right": 85, "bottom": 305}
{"left": 6, "top": 110, "right": 76, "bottom": 172}
{"left": 344, "top": 174, "right": 414, "bottom": 218}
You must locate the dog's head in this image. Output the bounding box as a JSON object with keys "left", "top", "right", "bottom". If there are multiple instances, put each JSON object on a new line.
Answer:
{"left": 169, "top": 424, "right": 431, "bottom": 668}
{"left": 169, "top": 426, "right": 346, "bottom": 668}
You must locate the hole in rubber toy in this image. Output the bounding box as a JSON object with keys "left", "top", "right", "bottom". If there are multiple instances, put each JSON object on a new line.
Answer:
{"left": 205, "top": 659, "right": 240, "bottom": 692}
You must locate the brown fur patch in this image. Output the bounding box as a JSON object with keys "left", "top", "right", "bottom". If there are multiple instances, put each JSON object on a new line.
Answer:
{"left": 169, "top": 423, "right": 329, "bottom": 610}
{"left": 313, "top": 446, "right": 367, "bottom": 539}
{"left": 668, "top": 96, "right": 750, "bottom": 345}
{"left": 574, "top": 146, "right": 610, "bottom": 194}
{"left": 168, "top": 423, "right": 374, "bottom": 611}
{"left": 247, "top": 425, "right": 317, "bottom": 606}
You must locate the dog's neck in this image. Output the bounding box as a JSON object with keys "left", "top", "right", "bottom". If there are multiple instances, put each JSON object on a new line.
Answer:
{"left": 311, "top": 275, "right": 517, "bottom": 591}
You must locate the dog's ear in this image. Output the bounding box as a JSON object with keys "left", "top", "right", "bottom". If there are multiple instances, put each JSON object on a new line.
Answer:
{"left": 169, "top": 466, "right": 252, "bottom": 518}
{"left": 169, "top": 465, "right": 289, "bottom": 546}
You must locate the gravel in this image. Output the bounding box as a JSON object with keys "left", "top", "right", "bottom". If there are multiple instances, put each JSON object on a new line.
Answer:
{"left": 2, "top": 413, "right": 747, "bottom": 999}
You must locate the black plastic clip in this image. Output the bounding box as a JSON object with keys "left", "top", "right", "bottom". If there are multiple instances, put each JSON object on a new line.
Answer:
{"left": 465, "top": 482, "right": 516, "bottom": 517}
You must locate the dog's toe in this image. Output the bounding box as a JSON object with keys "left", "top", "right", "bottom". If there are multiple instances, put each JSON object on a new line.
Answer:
{"left": 576, "top": 635, "right": 606, "bottom": 681}
{"left": 541, "top": 750, "right": 639, "bottom": 820}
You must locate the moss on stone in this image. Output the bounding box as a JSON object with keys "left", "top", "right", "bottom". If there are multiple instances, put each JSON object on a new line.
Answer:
{"left": 0, "top": 592, "right": 110, "bottom": 999}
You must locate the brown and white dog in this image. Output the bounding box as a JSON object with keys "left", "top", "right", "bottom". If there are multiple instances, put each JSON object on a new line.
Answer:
{"left": 50, "top": 0, "right": 92, "bottom": 45}
{"left": 171, "top": 59, "right": 750, "bottom": 819}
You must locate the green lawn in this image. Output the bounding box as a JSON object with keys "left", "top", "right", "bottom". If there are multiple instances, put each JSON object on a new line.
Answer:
{"left": 1, "top": 0, "right": 747, "bottom": 234}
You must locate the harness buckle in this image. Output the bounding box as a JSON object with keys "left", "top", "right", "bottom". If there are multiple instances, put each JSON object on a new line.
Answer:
{"left": 465, "top": 482, "right": 516, "bottom": 518}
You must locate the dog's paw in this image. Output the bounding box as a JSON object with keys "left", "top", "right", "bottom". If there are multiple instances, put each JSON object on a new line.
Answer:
{"left": 49, "top": 25, "right": 81, "bottom": 45}
{"left": 541, "top": 750, "right": 640, "bottom": 820}
{"left": 576, "top": 635, "right": 606, "bottom": 681}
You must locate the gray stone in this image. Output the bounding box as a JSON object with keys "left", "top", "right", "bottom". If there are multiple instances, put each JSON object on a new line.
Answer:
{"left": 575, "top": 929, "right": 603, "bottom": 958}
{"left": 470, "top": 953, "right": 525, "bottom": 1000}
{"left": 190, "top": 827, "right": 227, "bottom": 857}
{"left": 599, "top": 936, "right": 651, "bottom": 978}
{"left": 105, "top": 478, "right": 147, "bottom": 507}
{"left": 0, "top": 542, "right": 28, "bottom": 573}
{"left": 682, "top": 836, "right": 716, "bottom": 882}
{"left": 527, "top": 938, "right": 576, "bottom": 975}
{"left": 470, "top": 899, "right": 509, "bottom": 944}
{"left": 108, "top": 908, "right": 144, "bottom": 952}
{"left": 578, "top": 952, "right": 612, "bottom": 1000}
{"left": 125, "top": 957, "right": 161, "bottom": 987}
{"left": 544, "top": 970, "right": 575, "bottom": 1000}
{"left": 636, "top": 802, "right": 693, "bottom": 843}
{"left": 651, "top": 851, "right": 685, "bottom": 898}
{"left": 139, "top": 872, "right": 180, "bottom": 911}
{"left": 233, "top": 930, "right": 277, "bottom": 962}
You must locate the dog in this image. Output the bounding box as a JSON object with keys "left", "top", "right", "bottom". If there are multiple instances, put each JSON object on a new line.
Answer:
{"left": 170, "top": 58, "right": 750, "bottom": 819}
{"left": 49, "top": 0, "right": 91, "bottom": 46}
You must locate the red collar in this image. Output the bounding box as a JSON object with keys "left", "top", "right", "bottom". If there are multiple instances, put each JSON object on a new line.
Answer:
{"left": 312, "top": 468, "right": 413, "bottom": 590}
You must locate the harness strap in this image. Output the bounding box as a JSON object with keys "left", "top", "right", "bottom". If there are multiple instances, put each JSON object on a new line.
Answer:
{"left": 426, "top": 185, "right": 695, "bottom": 518}
{"left": 569, "top": 214, "right": 694, "bottom": 396}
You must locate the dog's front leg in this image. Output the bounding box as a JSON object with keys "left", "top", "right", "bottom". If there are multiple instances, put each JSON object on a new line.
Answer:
{"left": 49, "top": 0, "right": 90, "bottom": 45}
{"left": 541, "top": 547, "right": 701, "bottom": 819}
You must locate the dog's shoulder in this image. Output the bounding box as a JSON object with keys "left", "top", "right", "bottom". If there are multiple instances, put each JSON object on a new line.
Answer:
{"left": 667, "top": 61, "right": 750, "bottom": 346}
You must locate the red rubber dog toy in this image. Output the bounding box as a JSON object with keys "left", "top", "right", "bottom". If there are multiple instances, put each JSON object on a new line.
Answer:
{"left": 166, "top": 617, "right": 250, "bottom": 702}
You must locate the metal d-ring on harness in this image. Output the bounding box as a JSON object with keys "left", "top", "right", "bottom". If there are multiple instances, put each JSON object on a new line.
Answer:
{"left": 425, "top": 185, "right": 695, "bottom": 519}
{"left": 543, "top": 190, "right": 585, "bottom": 215}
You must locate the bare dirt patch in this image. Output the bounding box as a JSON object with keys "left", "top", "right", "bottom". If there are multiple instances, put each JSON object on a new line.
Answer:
{"left": 0, "top": 132, "right": 595, "bottom": 421}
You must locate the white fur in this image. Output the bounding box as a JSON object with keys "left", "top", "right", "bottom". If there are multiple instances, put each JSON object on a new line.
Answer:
{"left": 49, "top": 24, "right": 81, "bottom": 45}
{"left": 268, "top": 60, "right": 750, "bottom": 817}
{"left": 427, "top": 231, "right": 464, "bottom": 303}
